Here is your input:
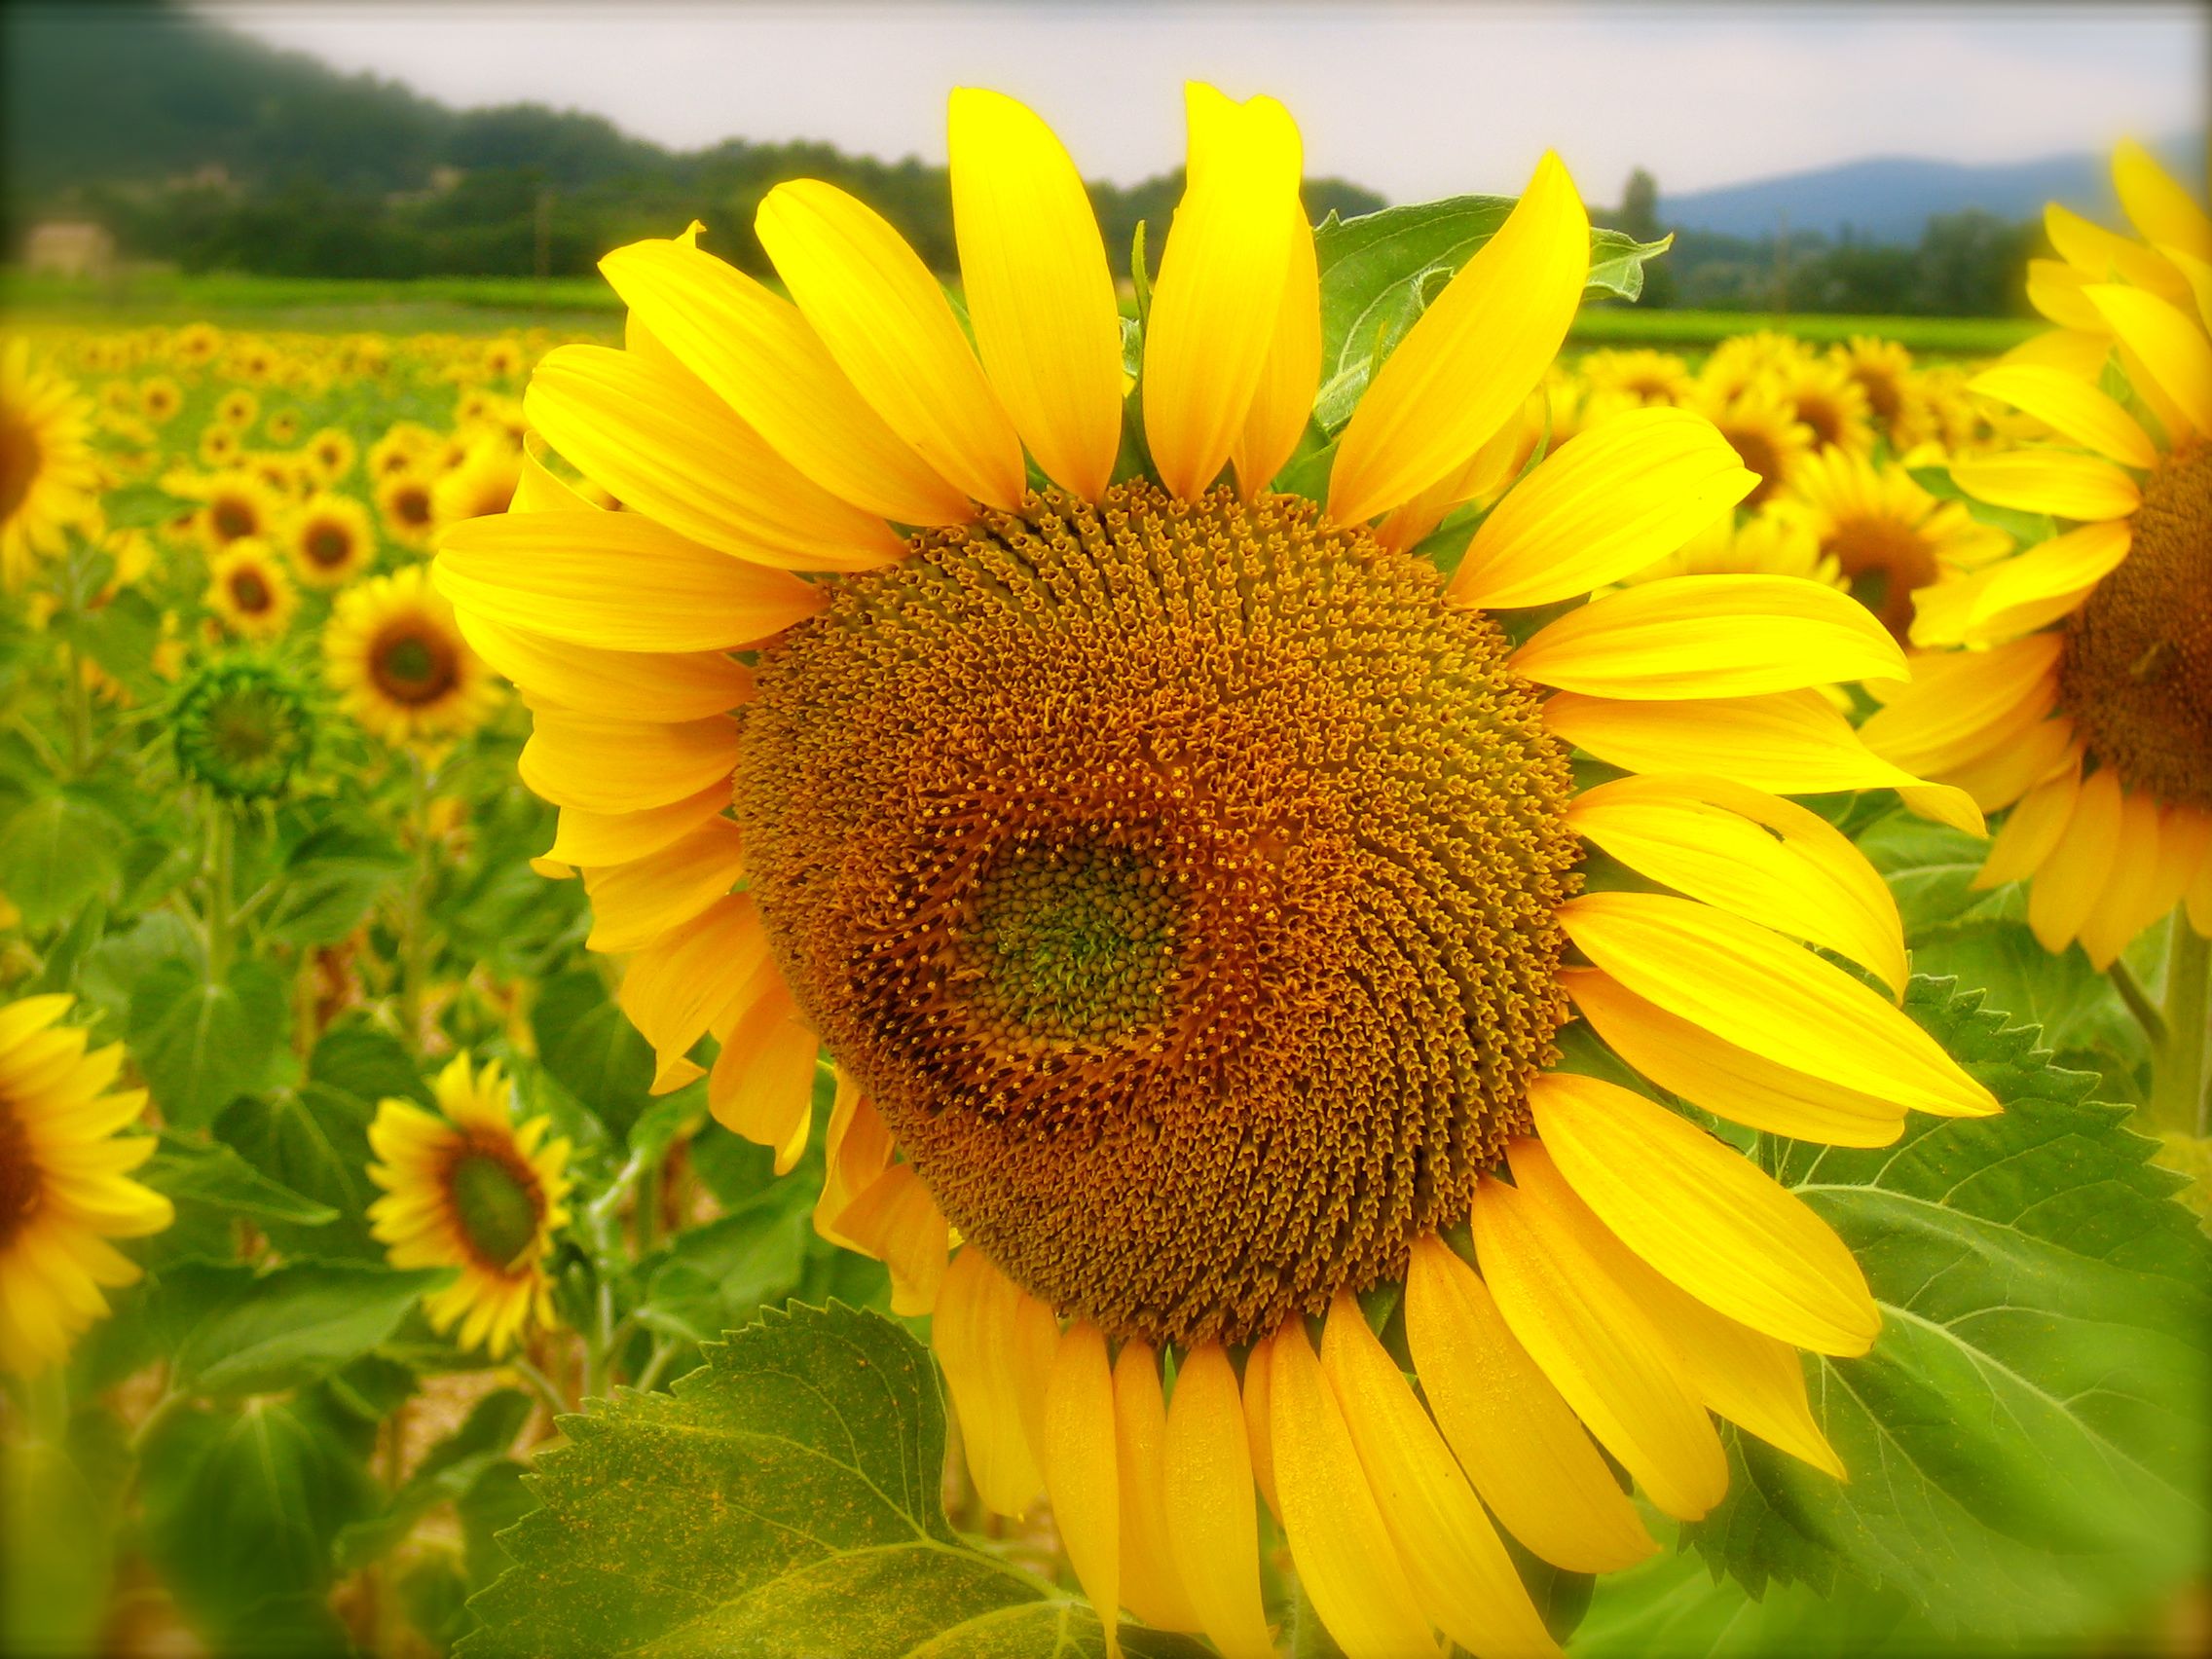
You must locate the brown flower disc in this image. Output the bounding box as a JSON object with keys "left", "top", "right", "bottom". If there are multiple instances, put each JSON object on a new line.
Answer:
{"left": 734, "top": 482, "right": 1581, "bottom": 1345}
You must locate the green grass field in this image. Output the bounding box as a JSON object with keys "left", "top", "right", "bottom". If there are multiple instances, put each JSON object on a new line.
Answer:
{"left": 3, "top": 271, "right": 2037, "bottom": 356}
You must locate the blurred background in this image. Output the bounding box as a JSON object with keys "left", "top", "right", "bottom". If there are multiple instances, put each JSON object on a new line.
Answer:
{"left": 3, "top": 0, "right": 2205, "bottom": 327}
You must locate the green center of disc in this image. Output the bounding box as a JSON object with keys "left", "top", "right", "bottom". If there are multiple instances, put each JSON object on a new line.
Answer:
{"left": 448, "top": 1151, "right": 541, "bottom": 1271}
{"left": 963, "top": 842, "right": 1178, "bottom": 1045}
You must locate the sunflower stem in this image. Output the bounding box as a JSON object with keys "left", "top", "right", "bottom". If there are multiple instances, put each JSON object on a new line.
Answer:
{"left": 203, "top": 802, "right": 236, "bottom": 985}
{"left": 397, "top": 752, "right": 434, "bottom": 1047}
{"left": 2109, "top": 957, "right": 2166, "bottom": 1051}
{"left": 2147, "top": 922, "right": 2210, "bottom": 1138}
{"left": 631, "top": 1336, "right": 681, "bottom": 1395}
{"left": 508, "top": 1355, "right": 572, "bottom": 1420}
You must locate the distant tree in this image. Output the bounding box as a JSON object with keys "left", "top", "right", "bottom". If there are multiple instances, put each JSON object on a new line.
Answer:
{"left": 1617, "top": 168, "right": 1663, "bottom": 243}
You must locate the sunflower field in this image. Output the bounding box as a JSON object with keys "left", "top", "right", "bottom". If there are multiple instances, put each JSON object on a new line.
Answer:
{"left": 0, "top": 95, "right": 2207, "bottom": 1659}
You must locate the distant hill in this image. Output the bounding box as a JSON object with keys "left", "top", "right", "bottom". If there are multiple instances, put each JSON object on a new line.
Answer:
{"left": 1661, "top": 144, "right": 2207, "bottom": 245}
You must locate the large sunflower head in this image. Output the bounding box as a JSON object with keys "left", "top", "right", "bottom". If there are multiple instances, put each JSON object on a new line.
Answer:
{"left": 437, "top": 85, "right": 2000, "bottom": 1653}
{"left": 0, "top": 338, "right": 102, "bottom": 591}
{"left": 366, "top": 1054, "right": 571, "bottom": 1358}
{"left": 323, "top": 563, "right": 500, "bottom": 749}
{"left": 0, "top": 994, "right": 173, "bottom": 1374}
{"left": 204, "top": 536, "right": 299, "bottom": 642}
{"left": 170, "top": 652, "right": 318, "bottom": 801}
{"left": 1864, "top": 154, "right": 2212, "bottom": 970}
{"left": 284, "top": 490, "right": 377, "bottom": 588}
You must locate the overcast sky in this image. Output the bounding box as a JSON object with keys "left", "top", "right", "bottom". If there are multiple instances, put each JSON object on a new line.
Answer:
{"left": 196, "top": 2, "right": 2205, "bottom": 201}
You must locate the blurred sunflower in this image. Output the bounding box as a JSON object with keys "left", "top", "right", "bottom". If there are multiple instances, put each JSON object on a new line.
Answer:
{"left": 1836, "top": 337, "right": 1914, "bottom": 441}
{"left": 325, "top": 564, "right": 499, "bottom": 747}
{"left": 1864, "top": 161, "right": 2212, "bottom": 970}
{"left": 0, "top": 994, "right": 173, "bottom": 1374}
{"left": 284, "top": 490, "right": 376, "bottom": 588}
{"left": 196, "top": 423, "right": 242, "bottom": 468}
{"left": 1697, "top": 379, "right": 1814, "bottom": 507}
{"left": 139, "top": 375, "right": 184, "bottom": 425}
{"left": 171, "top": 653, "right": 317, "bottom": 800}
{"left": 1790, "top": 446, "right": 2011, "bottom": 642}
{"left": 303, "top": 425, "right": 357, "bottom": 484}
{"left": 1, "top": 338, "right": 101, "bottom": 589}
{"left": 375, "top": 470, "right": 438, "bottom": 548}
{"left": 437, "top": 85, "right": 1995, "bottom": 1656}
{"left": 1625, "top": 499, "right": 1840, "bottom": 589}
{"left": 369, "top": 421, "right": 438, "bottom": 480}
{"left": 171, "top": 321, "right": 222, "bottom": 367}
{"left": 214, "top": 387, "right": 259, "bottom": 432}
{"left": 193, "top": 467, "right": 280, "bottom": 550}
{"left": 1775, "top": 351, "right": 1875, "bottom": 457}
{"left": 1578, "top": 347, "right": 1694, "bottom": 407}
{"left": 205, "top": 536, "right": 298, "bottom": 641}
{"left": 430, "top": 435, "right": 520, "bottom": 529}
{"left": 367, "top": 1054, "right": 571, "bottom": 1358}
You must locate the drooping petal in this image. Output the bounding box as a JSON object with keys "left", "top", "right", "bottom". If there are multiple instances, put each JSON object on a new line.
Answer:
{"left": 1161, "top": 1345, "right": 1274, "bottom": 1659}
{"left": 2083, "top": 283, "right": 2212, "bottom": 435}
{"left": 1267, "top": 1320, "right": 1439, "bottom": 1659}
{"left": 2044, "top": 201, "right": 2193, "bottom": 303}
{"left": 1330, "top": 152, "right": 1589, "bottom": 526}
{"left": 1950, "top": 450, "right": 2142, "bottom": 522}
{"left": 1973, "top": 758, "right": 2083, "bottom": 889}
{"left": 1963, "top": 522, "right": 2132, "bottom": 641}
{"left": 1514, "top": 573, "right": 1904, "bottom": 698}
{"left": 1449, "top": 408, "right": 1756, "bottom": 609}
{"left": 460, "top": 609, "right": 754, "bottom": 721}
{"left": 1043, "top": 1320, "right": 1122, "bottom": 1657}
{"left": 1241, "top": 1332, "right": 1279, "bottom": 1522}
{"left": 948, "top": 88, "right": 1125, "bottom": 501}
{"left": 1232, "top": 210, "right": 1322, "bottom": 499}
{"left": 1530, "top": 1072, "right": 1879, "bottom": 1355}
{"left": 1143, "top": 85, "right": 1304, "bottom": 499}
{"left": 542, "top": 784, "right": 731, "bottom": 875}
{"left": 1858, "top": 635, "right": 2065, "bottom": 777}
{"left": 2078, "top": 789, "right": 2169, "bottom": 971}
{"left": 2112, "top": 137, "right": 2212, "bottom": 263}
{"left": 519, "top": 711, "right": 740, "bottom": 815}
{"left": 937, "top": 1249, "right": 1049, "bottom": 1517}
{"left": 619, "top": 894, "right": 766, "bottom": 1092}
{"left": 833, "top": 1164, "right": 949, "bottom": 1315}
{"left": 1560, "top": 891, "right": 2000, "bottom": 1119}
{"left": 1468, "top": 1161, "right": 1729, "bottom": 1523}
{"left": 1321, "top": 1292, "right": 1563, "bottom": 1658}
{"left": 581, "top": 818, "right": 747, "bottom": 953}
{"left": 438, "top": 511, "right": 825, "bottom": 652}
{"left": 2026, "top": 764, "right": 2126, "bottom": 952}
{"left": 598, "top": 236, "right": 973, "bottom": 525}
{"left": 1966, "top": 363, "right": 2158, "bottom": 468}
{"left": 707, "top": 972, "right": 817, "bottom": 1172}
{"left": 757, "top": 179, "right": 1028, "bottom": 510}
{"left": 1112, "top": 1343, "right": 1202, "bottom": 1633}
{"left": 525, "top": 344, "right": 903, "bottom": 571}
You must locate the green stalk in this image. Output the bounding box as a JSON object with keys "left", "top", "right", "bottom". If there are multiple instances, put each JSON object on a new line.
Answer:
{"left": 397, "top": 753, "right": 434, "bottom": 1045}
{"left": 204, "top": 803, "right": 236, "bottom": 984}
{"left": 59, "top": 636, "right": 93, "bottom": 778}
{"left": 2148, "top": 923, "right": 2211, "bottom": 1137}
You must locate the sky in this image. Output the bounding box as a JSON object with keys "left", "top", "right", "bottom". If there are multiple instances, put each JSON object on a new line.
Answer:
{"left": 196, "top": 2, "right": 2206, "bottom": 201}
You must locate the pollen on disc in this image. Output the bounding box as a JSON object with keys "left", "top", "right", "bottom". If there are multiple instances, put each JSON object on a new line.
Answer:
{"left": 734, "top": 481, "right": 1582, "bottom": 1346}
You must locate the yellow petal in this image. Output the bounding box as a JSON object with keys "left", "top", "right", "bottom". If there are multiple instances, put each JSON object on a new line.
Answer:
{"left": 756, "top": 179, "right": 1026, "bottom": 510}
{"left": 2079, "top": 789, "right": 2169, "bottom": 971}
{"left": 1973, "top": 758, "right": 2083, "bottom": 889}
{"left": 544, "top": 786, "right": 730, "bottom": 874}
{"left": 1998, "top": 327, "right": 2114, "bottom": 379}
{"left": 1402, "top": 1236, "right": 1655, "bottom": 1573}
{"left": 1858, "top": 635, "right": 2064, "bottom": 777}
{"left": 460, "top": 609, "right": 753, "bottom": 721}
{"left": 1560, "top": 891, "right": 2000, "bottom": 1119}
{"left": 1567, "top": 773, "right": 1907, "bottom": 997}
{"left": 1144, "top": 85, "right": 1304, "bottom": 499}
{"left": 1939, "top": 715, "right": 2080, "bottom": 815}
{"left": 1545, "top": 688, "right": 1985, "bottom": 833}
{"left": 1161, "top": 1345, "right": 1274, "bottom": 1659}
{"left": 1964, "top": 522, "right": 2132, "bottom": 641}
{"left": 597, "top": 236, "right": 973, "bottom": 525}
{"left": 519, "top": 710, "right": 740, "bottom": 815}
{"left": 1530, "top": 1072, "right": 1879, "bottom": 1355}
{"left": 2026, "top": 259, "right": 2108, "bottom": 332}
{"left": 1514, "top": 573, "right": 1904, "bottom": 697}
{"left": 707, "top": 971, "right": 816, "bottom": 1171}
{"left": 2149, "top": 807, "right": 2212, "bottom": 930}
{"left": 1452, "top": 408, "right": 1756, "bottom": 610}
{"left": 1241, "top": 1332, "right": 1279, "bottom": 1523}
{"left": 2083, "top": 283, "right": 2212, "bottom": 435}
{"left": 1232, "top": 211, "right": 1322, "bottom": 499}
{"left": 948, "top": 88, "right": 1124, "bottom": 501}
{"left": 1330, "top": 152, "right": 1589, "bottom": 526}
{"left": 438, "top": 511, "right": 825, "bottom": 652}
{"left": 1565, "top": 968, "right": 1907, "bottom": 1147}
{"left": 619, "top": 894, "right": 767, "bottom": 1091}
{"left": 582, "top": 819, "right": 748, "bottom": 954}
{"left": 937, "top": 1248, "right": 1047, "bottom": 1517}
{"left": 2163, "top": 244, "right": 2212, "bottom": 334}
{"left": 1043, "top": 1319, "right": 1122, "bottom": 1656}
{"left": 2044, "top": 202, "right": 2194, "bottom": 305}
{"left": 1112, "top": 1343, "right": 1202, "bottom": 1632}
{"left": 524, "top": 344, "right": 902, "bottom": 571}
{"left": 1321, "top": 1292, "right": 1562, "bottom": 1658}
{"left": 1267, "top": 1320, "right": 1439, "bottom": 1659}
{"left": 835, "top": 1164, "right": 949, "bottom": 1315}
{"left": 511, "top": 435, "right": 595, "bottom": 514}
{"left": 815, "top": 1074, "right": 894, "bottom": 1248}
{"left": 1968, "top": 363, "right": 2159, "bottom": 469}
{"left": 2113, "top": 138, "right": 2212, "bottom": 263}
{"left": 1950, "top": 450, "right": 2142, "bottom": 522}
{"left": 1373, "top": 387, "right": 1545, "bottom": 554}
{"left": 2027, "top": 764, "right": 2125, "bottom": 953}
{"left": 1468, "top": 1160, "right": 1728, "bottom": 1523}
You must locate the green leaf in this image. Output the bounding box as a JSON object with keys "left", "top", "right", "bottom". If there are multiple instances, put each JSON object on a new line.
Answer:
{"left": 1311, "top": 197, "right": 1667, "bottom": 433}
{"left": 78, "top": 908, "right": 201, "bottom": 1024}
{"left": 463, "top": 1303, "right": 1204, "bottom": 1659}
{"left": 261, "top": 819, "right": 408, "bottom": 947}
{"left": 141, "top": 1129, "right": 340, "bottom": 1226}
{"left": 139, "top": 1399, "right": 370, "bottom": 1656}
{"left": 0, "top": 791, "right": 123, "bottom": 928}
{"left": 25, "top": 893, "right": 106, "bottom": 995}
{"left": 532, "top": 969, "right": 656, "bottom": 1136}
{"left": 99, "top": 480, "right": 196, "bottom": 529}
{"left": 128, "top": 956, "right": 289, "bottom": 1128}
{"left": 217, "top": 1082, "right": 386, "bottom": 1261}
{"left": 166, "top": 1259, "right": 451, "bottom": 1399}
{"left": 1856, "top": 814, "right": 2021, "bottom": 941}
{"left": 635, "top": 1178, "right": 814, "bottom": 1346}
{"left": 1682, "top": 977, "right": 2211, "bottom": 1642}
{"left": 335, "top": 1389, "right": 533, "bottom": 1570}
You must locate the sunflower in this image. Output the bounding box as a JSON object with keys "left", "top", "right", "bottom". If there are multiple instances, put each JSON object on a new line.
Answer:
{"left": 1863, "top": 164, "right": 2212, "bottom": 973}
{"left": 1835, "top": 336, "right": 1914, "bottom": 442}
{"left": 284, "top": 490, "right": 377, "bottom": 588}
{"left": 375, "top": 470, "right": 439, "bottom": 548}
{"left": 0, "top": 994, "right": 174, "bottom": 1374}
{"left": 1696, "top": 378, "right": 1814, "bottom": 507}
{"left": 196, "top": 424, "right": 241, "bottom": 468}
{"left": 369, "top": 421, "right": 438, "bottom": 480}
{"left": 1626, "top": 499, "right": 1840, "bottom": 589}
{"left": 1, "top": 338, "right": 101, "bottom": 590}
{"left": 171, "top": 321, "right": 222, "bottom": 367}
{"left": 214, "top": 387, "right": 259, "bottom": 432}
{"left": 366, "top": 1054, "right": 571, "bottom": 1358}
{"left": 170, "top": 653, "right": 317, "bottom": 800}
{"left": 1774, "top": 351, "right": 1875, "bottom": 458}
{"left": 1579, "top": 347, "right": 1694, "bottom": 407}
{"left": 193, "top": 467, "right": 280, "bottom": 550}
{"left": 324, "top": 564, "right": 499, "bottom": 748}
{"left": 139, "top": 375, "right": 184, "bottom": 425}
{"left": 436, "top": 86, "right": 1996, "bottom": 1655}
{"left": 1788, "top": 445, "right": 2011, "bottom": 642}
{"left": 303, "top": 425, "right": 357, "bottom": 484}
{"left": 204, "top": 536, "right": 298, "bottom": 641}
{"left": 430, "top": 436, "right": 520, "bottom": 529}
